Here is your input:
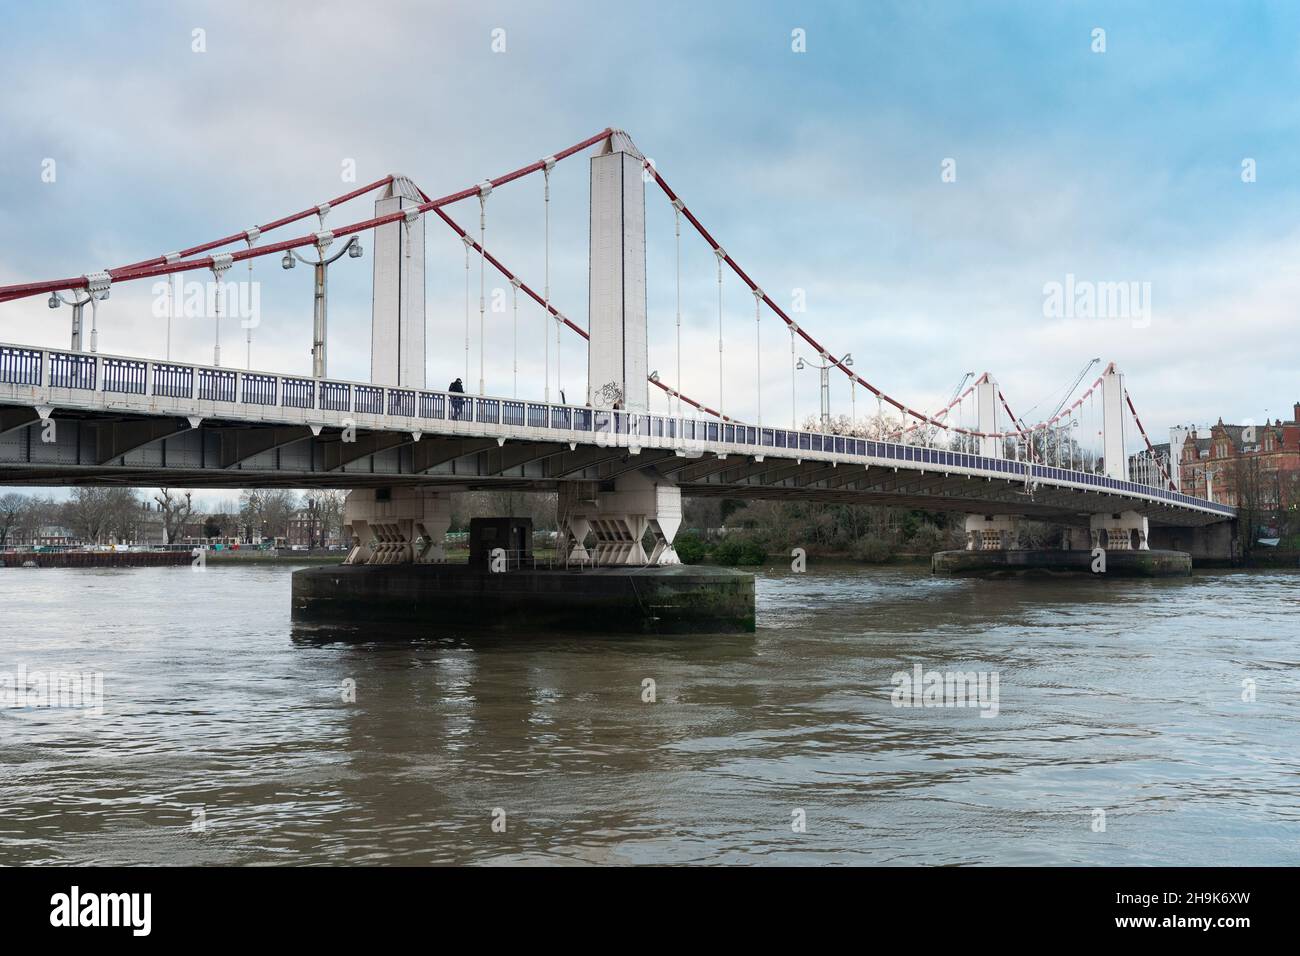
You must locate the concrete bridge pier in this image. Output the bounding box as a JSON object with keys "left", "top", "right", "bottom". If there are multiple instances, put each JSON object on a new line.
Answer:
{"left": 295, "top": 476, "right": 750, "bottom": 634}
{"left": 964, "top": 514, "right": 1021, "bottom": 551}
{"left": 342, "top": 486, "right": 454, "bottom": 565}
{"left": 937, "top": 510, "right": 1189, "bottom": 576}
{"left": 1089, "top": 511, "right": 1149, "bottom": 551}
{"left": 559, "top": 472, "right": 683, "bottom": 566}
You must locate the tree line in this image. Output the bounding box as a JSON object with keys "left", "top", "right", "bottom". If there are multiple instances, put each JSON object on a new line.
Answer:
{"left": 0, "top": 487, "right": 348, "bottom": 548}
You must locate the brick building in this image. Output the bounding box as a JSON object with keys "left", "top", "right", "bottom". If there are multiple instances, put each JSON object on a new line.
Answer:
{"left": 287, "top": 502, "right": 341, "bottom": 549}
{"left": 1174, "top": 403, "right": 1300, "bottom": 518}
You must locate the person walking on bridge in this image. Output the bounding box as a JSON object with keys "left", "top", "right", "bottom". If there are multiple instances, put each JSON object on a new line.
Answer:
{"left": 449, "top": 377, "right": 465, "bottom": 419}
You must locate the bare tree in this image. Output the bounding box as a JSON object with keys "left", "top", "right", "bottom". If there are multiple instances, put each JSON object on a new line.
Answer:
{"left": 153, "top": 488, "right": 194, "bottom": 545}
{"left": 61, "top": 488, "right": 142, "bottom": 545}
{"left": 304, "top": 489, "right": 347, "bottom": 547}
{"left": 239, "top": 489, "right": 299, "bottom": 542}
{"left": 0, "top": 492, "right": 26, "bottom": 548}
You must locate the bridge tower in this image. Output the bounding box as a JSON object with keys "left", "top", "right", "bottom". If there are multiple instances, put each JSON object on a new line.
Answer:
{"left": 345, "top": 177, "right": 431, "bottom": 561}
{"left": 975, "top": 376, "right": 1003, "bottom": 459}
{"left": 370, "top": 176, "right": 426, "bottom": 389}
{"left": 1100, "top": 364, "right": 1127, "bottom": 480}
{"left": 587, "top": 130, "right": 649, "bottom": 413}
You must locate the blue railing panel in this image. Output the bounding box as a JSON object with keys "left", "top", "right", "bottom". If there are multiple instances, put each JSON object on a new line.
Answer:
{"left": 197, "top": 368, "right": 236, "bottom": 402}
{"left": 282, "top": 377, "right": 315, "bottom": 409}
{"left": 49, "top": 352, "right": 96, "bottom": 390}
{"left": 242, "top": 373, "right": 277, "bottom": 406}
{"left": 0, "top": 347, "right": 43, "bottom": 386}
{"left": 153, "top": 363, "right": 193, "bottom": 399}
{"left": 355, "top": 386, "right": 383, "bottom": 415}
{"left": 420, "top": 392, "right": 445, "bottom": 419}
{"left": 388, "top": 388, "right": 415, "bottom": 417}
{"left": 102, "top": 358, "right": 147, "bottom": 395}
{"left": 320, "top": 381, "right": 350, "bottom": 412}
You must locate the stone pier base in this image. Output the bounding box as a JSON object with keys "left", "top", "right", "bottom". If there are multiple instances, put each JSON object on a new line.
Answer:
{"left": 932, "top": 548, "right": 1192, "bottom": 577}
{"left": 291, "top": 564, "right": 755, "bottom": 634}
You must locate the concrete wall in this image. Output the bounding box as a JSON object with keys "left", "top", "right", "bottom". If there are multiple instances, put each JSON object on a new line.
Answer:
{"left": 1148, "top": 520, "right": 1238, "bottom": 563}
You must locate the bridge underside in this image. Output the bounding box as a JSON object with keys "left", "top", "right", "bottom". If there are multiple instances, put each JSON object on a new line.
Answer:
{"left": 0, "top": 411, "right": 1228, "bottom": 528}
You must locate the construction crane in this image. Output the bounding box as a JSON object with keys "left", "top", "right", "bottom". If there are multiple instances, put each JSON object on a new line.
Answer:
{"left": 948, "top": 371, "right": 975, "bottom": 406}
{"left": 1049, "top": 358, "right": 1100, "bottom": 422}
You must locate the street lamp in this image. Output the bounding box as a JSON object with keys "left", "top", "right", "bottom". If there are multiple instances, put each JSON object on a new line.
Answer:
{"left": 47, "top": 289, "right": 100, "bottom": 352}
{"left": 283, "top": 234, "right": 363, "bottom": 379}
{"left": 842, "top": 352, "right": 855, "bottom": 426}
{"left": 797, "top": 354, "right": 836, "bottom": 431}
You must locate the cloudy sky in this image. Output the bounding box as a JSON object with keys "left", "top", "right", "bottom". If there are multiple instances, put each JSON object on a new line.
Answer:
{"left": 2, "top": 0, "right": 1298, "bottom": 473}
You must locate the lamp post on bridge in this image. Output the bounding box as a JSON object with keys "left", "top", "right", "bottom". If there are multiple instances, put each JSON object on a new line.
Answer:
{"left": 282, "top": 233, "right": 363, "bottom": 379}
{"left": 796, "top": 353, "right": 843, "bottom": 431}
{"left": 47, "top": 290, "right": 96, "bottom": 352}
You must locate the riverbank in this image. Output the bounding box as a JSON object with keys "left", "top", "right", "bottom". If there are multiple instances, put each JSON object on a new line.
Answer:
{"left": 0, "top": 551, "right": 191, "bottom": 568}
{"left": 206, "top": 551, "right": 343, "bottom": 565}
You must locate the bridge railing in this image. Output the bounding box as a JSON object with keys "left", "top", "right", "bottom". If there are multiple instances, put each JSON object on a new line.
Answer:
{"left": 0, "top": 347, "right": 43, "bottom": 386}
{"left": 0, "top": 343, "right": 1234, "bottom": 517}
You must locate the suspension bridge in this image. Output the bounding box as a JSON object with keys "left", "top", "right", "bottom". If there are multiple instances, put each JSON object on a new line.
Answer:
{"left": 0, "top": 128, "right": 1234, "bottom": 568}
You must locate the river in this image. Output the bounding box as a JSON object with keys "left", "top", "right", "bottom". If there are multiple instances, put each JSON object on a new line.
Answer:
{"left": 1, "top": 563, "right": 1297, "bottom": 865}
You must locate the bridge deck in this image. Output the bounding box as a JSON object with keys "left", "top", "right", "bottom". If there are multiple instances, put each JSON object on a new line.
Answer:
{"left": 0, "top": 344, "right": 1234, "bottom": 527}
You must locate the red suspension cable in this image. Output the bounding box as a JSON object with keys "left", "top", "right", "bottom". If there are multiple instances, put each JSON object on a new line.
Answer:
{"left": 642, "top": 158, "right": 1101, "bottom": 442}
{"left": 0, "top": 176, "right": 397, "bottom": 304}
{"left": 434, "top": 207, "right": 735, "bottom": 421}
{"left": 1125, "top": 389, "right": 1177, "bottom": 490}
{"left": 641, "top": 161, "right": 1029, "bottom": 439}
{"left": 0, "top": 129, "right": 614, "bottom": 304}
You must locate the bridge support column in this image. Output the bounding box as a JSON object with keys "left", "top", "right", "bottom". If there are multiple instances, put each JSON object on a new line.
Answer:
{"left": 371, "top": 177, "right": 426, "bottom": 389}
{"left": 1089, "top": 511, "right": 1148, "bottom": 551}
{"left": 343, "top": 487, "right": 452, "bottom": 565}
{"left": 1101, "top": 366, "right": 1128, "bottom": 480}
{"left": 975, "top": 377, "right": 1002, "bottom": 458}
{"left": 588, "top": 131, "right": 649, "bottom": 413}
{"left": 964, "top": 514, "right": 1021, "bottom": 551}
{"left": 559, "top": 472, "right": 681, "bottom": 566}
